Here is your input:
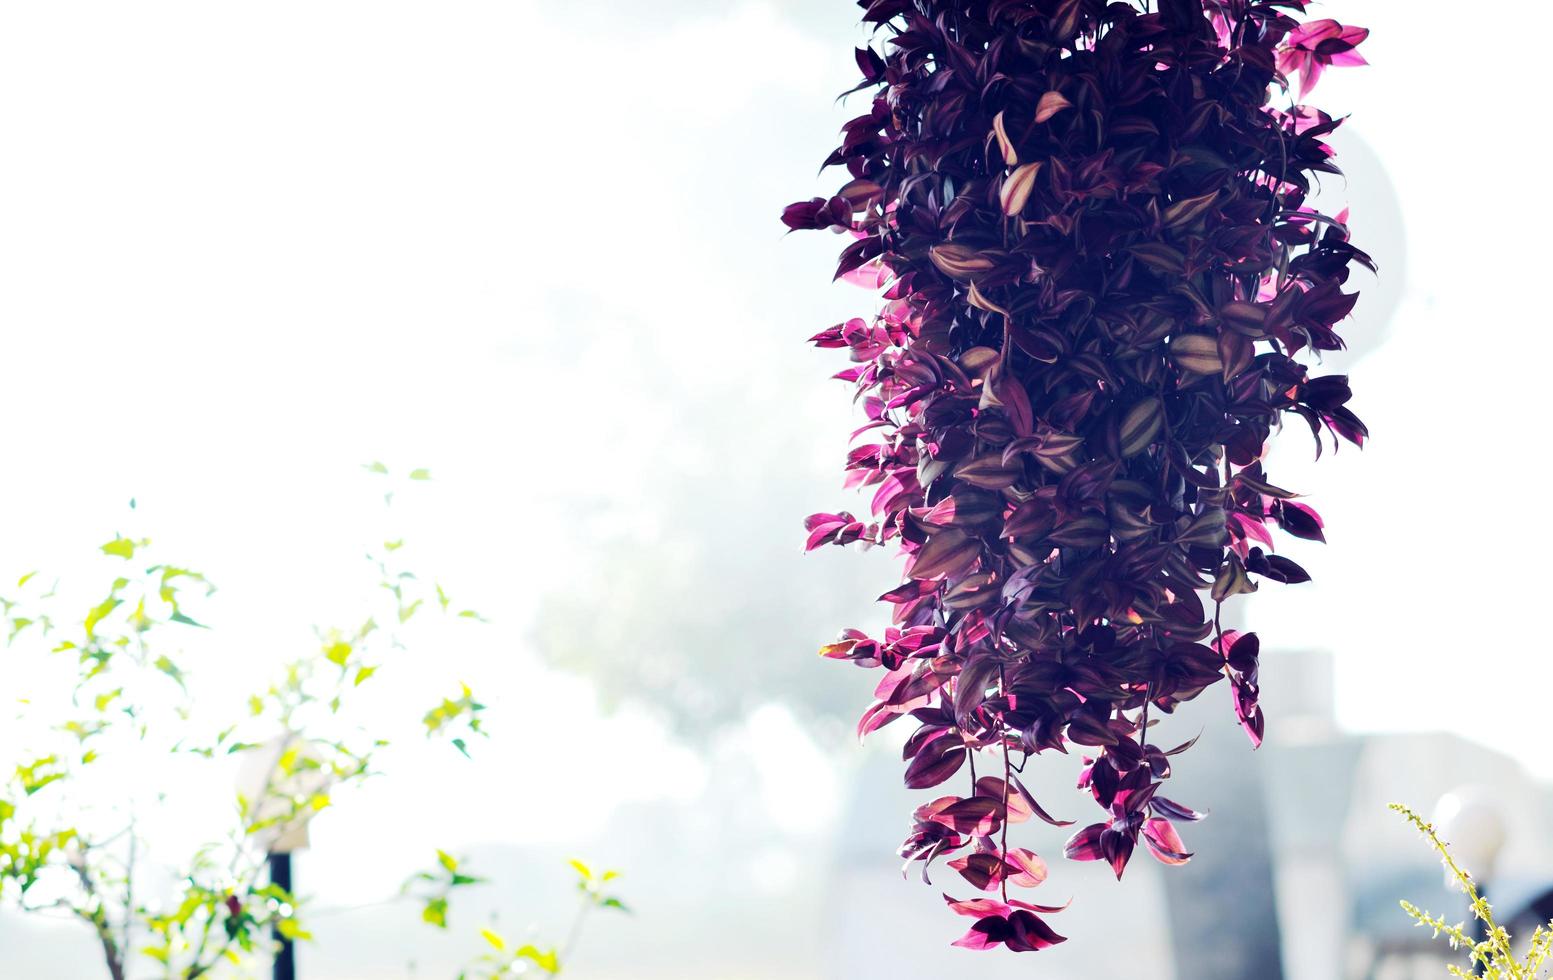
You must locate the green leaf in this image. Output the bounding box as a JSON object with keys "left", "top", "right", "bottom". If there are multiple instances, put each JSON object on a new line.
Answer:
{"left": 515, "top": 945, "right": 560, "bottom": 974}
{"left": 100, "top": 538, "right": 137, "bottom": 560}
{"left": 408, "top": 468, "right": 432, "bottom": 481}
{"left": 601, "top": 897, "right": 631, "bottom": 913}
{"left": 83, "top": 597, "right": 121, "bottom": 639}
{"left": 451, "top": 738, "right": 469, "bottom": 758}
{"left": 364, "top": 461, "right": 389, "bottom": 474}
{"left": 354, "top": 665, "right": 377, "bottom": 686}
{"left": 276, "top": 919, "right": 313, "bottom": 942}
{"left": 169, "top": 611, "right": 207, "bottom": 628}
{"left": 421, "top": 897, "right": 448, "bottom": 929}
{"left": 324, "top": 641, "right": 352, "bottom": 666}
{"left": 153, "top": 656, "right": 186, "bottom": 688}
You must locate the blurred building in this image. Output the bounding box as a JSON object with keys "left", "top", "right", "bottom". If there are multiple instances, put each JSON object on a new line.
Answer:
{"left": 1260, "top": 648, "right": 1553, "bottom": 979}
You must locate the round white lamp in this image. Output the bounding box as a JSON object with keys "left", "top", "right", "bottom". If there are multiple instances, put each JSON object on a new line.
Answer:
{"left": 1433, "top": 788, "right": 1507, "bottom": 892}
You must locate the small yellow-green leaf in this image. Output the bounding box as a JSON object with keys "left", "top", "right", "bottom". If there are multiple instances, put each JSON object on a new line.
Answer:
{"left": 276, "top": 919, "right": 313, "bottom": 942}
{"left": 129, "top": 598, "right": 149, "bottom": 631}
{"left": 354, "top": 665, "right": 377, "bottom": 686}
{"left": 153, "top": 656, "right": 186, "bottom": 688}
{"left": 516, "top": 946, "right": 561, "bottom": 974}
{"left": 408, "top": 468, "right": 432, "bottom": 481}
{"left": 83, "top": 597, "right": 121, "bottom": 639}
{"left": 100, "top": 538, "right": 136, "bottom": 560}
{"left": 421, "top": 897, "right": 448, "bottom": 929}
{"left": 481, "top": 928, "right": 506, "bottom": 951}
{"left": 437, "top": 849, "right": 459, "bottom": 873}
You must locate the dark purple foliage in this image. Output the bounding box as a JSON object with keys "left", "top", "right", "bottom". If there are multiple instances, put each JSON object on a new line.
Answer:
{"left": 789, "top": 0, "right": 1371, "bottom": 952}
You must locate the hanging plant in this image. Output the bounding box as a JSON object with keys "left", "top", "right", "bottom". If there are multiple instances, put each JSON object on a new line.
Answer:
{"left": 787, "top": 0, "right": 1371, "bottom": 953}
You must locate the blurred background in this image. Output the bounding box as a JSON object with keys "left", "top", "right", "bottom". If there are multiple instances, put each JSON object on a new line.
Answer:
{"left": 0, "top": 1, "right": 1547, "bottom": 977}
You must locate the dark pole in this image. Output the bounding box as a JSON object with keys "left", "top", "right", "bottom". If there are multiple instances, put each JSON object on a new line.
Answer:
{"left": 269, "top": 852, "right": 296, "bottom": 980}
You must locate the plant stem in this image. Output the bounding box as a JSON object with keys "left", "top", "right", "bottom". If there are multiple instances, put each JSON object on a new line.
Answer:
{"left": 71, "top": 861, "right": 126, "bottom": 980}
{"left": 557, "top": 894, "right": 595, "bottom": 974}
{"left": 999, "top": 665, "right": 1011, "bottom": 903}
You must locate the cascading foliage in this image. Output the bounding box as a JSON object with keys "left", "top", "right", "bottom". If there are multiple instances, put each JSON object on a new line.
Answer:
{"left": 786, "top": 0, "right": 1370, "bottom": 953}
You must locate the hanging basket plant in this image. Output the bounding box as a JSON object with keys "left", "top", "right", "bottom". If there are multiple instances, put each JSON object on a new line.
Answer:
{"left": 787, "top": 0, "right": 1371, "bottom": 953}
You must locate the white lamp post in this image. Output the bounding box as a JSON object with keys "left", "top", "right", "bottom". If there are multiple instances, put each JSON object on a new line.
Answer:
{"left": 1434, "top": 788, "right": 1507, "bottom": 889}
{"left": 1434, "top": 786, "right": 1507, "bottom": 956}
{"left": 236, "top": 736, "right": 336, "bottom": 980}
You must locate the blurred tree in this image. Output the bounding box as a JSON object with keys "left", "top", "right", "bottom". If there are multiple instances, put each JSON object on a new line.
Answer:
{"left": 0, "top": 468, "right": 486, "bottom": 978}
{"left": 526, "top": 317, "right": 892, "bottom": 738}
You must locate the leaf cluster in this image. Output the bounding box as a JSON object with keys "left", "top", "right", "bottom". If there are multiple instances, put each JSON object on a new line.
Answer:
{"left": 787, "top": 0, "right": 1373, "bottom": 951}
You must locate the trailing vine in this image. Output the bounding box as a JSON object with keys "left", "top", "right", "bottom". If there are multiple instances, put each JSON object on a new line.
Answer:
{"left": 787, "top": 0, "right": 1370, "bottom": 951}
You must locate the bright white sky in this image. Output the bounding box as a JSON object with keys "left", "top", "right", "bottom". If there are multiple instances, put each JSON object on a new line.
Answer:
{"left": 0, "top": 1, "right": 1546, "bottom": 977}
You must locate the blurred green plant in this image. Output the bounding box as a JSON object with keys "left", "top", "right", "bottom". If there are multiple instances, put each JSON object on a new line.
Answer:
{"left": 405, "top": 852, "right": 629, "bottom": 979}
{"left": 406, "top": 849, "right": 486, "bottom": 930}
{"left": 0, "top": 467, "right": 488, "bottom": 978}
{"left": 1393, "top": 802, "right": 1553, "bottom": 978}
